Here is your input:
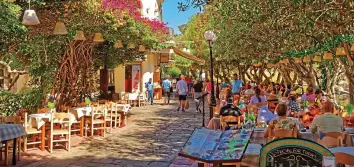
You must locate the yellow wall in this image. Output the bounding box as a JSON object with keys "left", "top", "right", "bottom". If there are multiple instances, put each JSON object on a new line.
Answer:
{"left": 114, "top": 53, "right": 158, "bottom": 93}
{"left": 114, "top": 65, "right": 125, "bottom": 93}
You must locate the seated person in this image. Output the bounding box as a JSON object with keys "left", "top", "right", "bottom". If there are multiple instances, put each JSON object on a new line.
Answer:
{"left": 288, "top": 91, "right": 300, "bottom": 116}
{"left": 220, "top": 96, "right": 242, "bottom": 130}
{"left": 220, "top": 97, "right": 242, "bottom": 117}
{"left": 249, "top": 88, "right": 266, "bottom": 106}
{"left": 257, "top": 94, "right": 279, "bottom": 124}
{"left": 264, "top": 103, "right": 301, "bottom": 140}
{"left": 310, "top": 100, "right": 343, "bottom": 134}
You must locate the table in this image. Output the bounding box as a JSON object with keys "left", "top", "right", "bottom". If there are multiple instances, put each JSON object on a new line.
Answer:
{"left": 28, "top": 113, "right": 76, "bottom": 151}
{"left": 73, "top": 107, "right": 92, "bottom": 136}
{"left": 251, "top": 129, "right": 318, "bottom": 144}
{"left": 329, "top": 147, "right": 354, "bottom": 156}
{"left": 0, "top": 124, "right": 26, "bottom": 165}
{"left": 116, "top": 104, "right": 130, "bottom": 127}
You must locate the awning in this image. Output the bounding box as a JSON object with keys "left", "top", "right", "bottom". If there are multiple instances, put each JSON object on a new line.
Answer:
{"left": 168, "top": 46, "right": 205, "bottom": 65}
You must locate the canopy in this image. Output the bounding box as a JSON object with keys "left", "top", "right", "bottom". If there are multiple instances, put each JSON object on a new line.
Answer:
{"left": 168, "top": 46, "right": 206, "bottom": 65}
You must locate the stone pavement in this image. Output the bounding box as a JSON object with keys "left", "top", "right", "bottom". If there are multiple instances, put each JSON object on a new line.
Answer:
{"left": 12, "top": 99, "right": 210, "bottom": 167}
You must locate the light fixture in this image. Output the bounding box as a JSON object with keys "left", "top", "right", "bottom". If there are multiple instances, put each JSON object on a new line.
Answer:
{"left": 336, "top": 47, "right": 346, "bottom": 56}
{"left": 295, "top": 58, "right": 302, "bottom": 63}
{"left": 138, "top": 45, "right": 146, "bottom": 52}
{"left": 93, "top": 33, "right": 104, "bottom": 42}
{"left": 303, "top": 56, "right": 311, "bottom": 63}
{"left": 74, "top": 31, "right": 86, "bottom": 41}
{"left": 127, "top": 43, "right": 136, "bottom": 49}
{"left": 313, "top": 55, "right": 322, "bottom": 62}
{"left": 22, "top": 10, "right": 40, "bottom": 25}
{"left": 53, "top": 22, "right": 68, "bottom": 35}
{"left": 114, "top": 40, "right": 123, "bottom": 48}
{"left": 204, "top": 30, "right": 216, "bottom": 41}
{"left": 323, "top": 52, "right": 333, "bottom": 60}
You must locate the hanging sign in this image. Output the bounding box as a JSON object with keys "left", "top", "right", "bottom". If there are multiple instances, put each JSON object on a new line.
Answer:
{"left": 160, "top": 54, "right": 170, "bottom": 63}
{"left": 259, "top": 138, "right": 334, "bottom": 167}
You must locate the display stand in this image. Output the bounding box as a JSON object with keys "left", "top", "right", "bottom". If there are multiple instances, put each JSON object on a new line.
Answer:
{"left": 178, "top": 128, "right": 252, "bottom": 167}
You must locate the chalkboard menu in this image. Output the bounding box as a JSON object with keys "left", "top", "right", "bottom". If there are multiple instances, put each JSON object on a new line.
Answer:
{"left": 179, "top": 128, "right": 252, "bottom": 163}
{"left": 259, "top": 138, "right": 334, "bottom": 167}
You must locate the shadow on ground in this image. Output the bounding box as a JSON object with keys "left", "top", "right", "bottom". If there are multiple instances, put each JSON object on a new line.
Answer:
{"left": 6, "top": 99, "right": 209, "bottom": 167}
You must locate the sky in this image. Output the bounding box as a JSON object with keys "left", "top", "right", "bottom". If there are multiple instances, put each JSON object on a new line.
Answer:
{"left": 162, "top": 0, "right": 200, "bottom": 35}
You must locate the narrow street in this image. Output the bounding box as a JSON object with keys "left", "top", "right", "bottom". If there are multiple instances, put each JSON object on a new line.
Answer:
{"left": 18, "top": 100, "right": 208, "bottom": 167}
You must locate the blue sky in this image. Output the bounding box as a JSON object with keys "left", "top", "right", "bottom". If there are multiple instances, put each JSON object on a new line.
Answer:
{"left": 162, "top": 0, "right": 200, "bottom": 35}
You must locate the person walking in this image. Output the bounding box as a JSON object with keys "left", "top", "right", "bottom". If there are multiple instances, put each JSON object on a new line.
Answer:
{"left": 192, "top": 80, "right": 203, "bottom": 112}
{"left": 145, "top": 78, "right": 154, "bottom": 105}
{"left": 231, "top": 74, "right": 242, "bottom": 95}
{"left": 162, "top": 75, "right": 172, "bottom": 105}
{"left": 176, "top": 75, "right": 189, "bottom": 112}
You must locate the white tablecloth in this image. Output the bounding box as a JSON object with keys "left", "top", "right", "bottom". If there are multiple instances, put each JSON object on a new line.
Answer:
{"left": 28, "top": 113, "right": 76, "bottom": 129}
{"left": 117, "top": 104, "right": 131, "bottom": 113}
{"left": 128, "top": 93, "right": 138, "bottom": 101}
{"left": 73, "top": 107, "right": 92, "bottom": 118}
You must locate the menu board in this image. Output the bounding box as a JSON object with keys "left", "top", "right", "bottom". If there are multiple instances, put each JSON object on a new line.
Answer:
{"left": 259, "top": 138, "right": 334, "bottom": 167}
{"left": 179, "top": 128, "right": 252, "bottom": 162}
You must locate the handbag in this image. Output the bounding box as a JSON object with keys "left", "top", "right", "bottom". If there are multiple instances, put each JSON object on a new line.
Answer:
{"left": 184, "top": 100, "right": 190, "bottom": 109}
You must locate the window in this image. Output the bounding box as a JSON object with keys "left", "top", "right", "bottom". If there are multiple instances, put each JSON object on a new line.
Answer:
{"left": 108, "top": 69, "right": 114, "bottom": 86}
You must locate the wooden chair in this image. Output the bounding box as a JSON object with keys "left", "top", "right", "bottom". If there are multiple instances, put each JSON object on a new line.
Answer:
{"left": 76, "top": 102, "right": 86, "bottom": 107}
{"left": 323, "top": 132, "right": 352, "bottom": 146}
{"left": 109, "top": 102, "right": 121, "bottom": 129}
{"left": 220, "top": 116, "right": 241, "bottom": 131}
{"left": 334, "top": 152, "right": 354, "bottom": 166}
{"left": 266, "top": 129, "right": 297, "bottom": 143}
{"left": 67, "top": 108, "right": 81, "bottom": 135}
{"left": 317, "top": 136, "right": 343, "bottom": 148}
{"left": 48, "top": 112, "right": 72, "bottom": 153}
{"left": 85, "top": 106, "right": 106, "bottom": 137}
{"left": 37, "top": 108, "right": 51, "bottom": 113}
{"left": 138, "top": 93, "right": 146, "bottom": 107}
{"left": 0, "top": 116, "right": 22, "bottom": 165}
{"left": 104, "top": 103, "right": 113, "bottom": 133}
{"left": 23, "top": 112, "right": 42, "bottom": 152}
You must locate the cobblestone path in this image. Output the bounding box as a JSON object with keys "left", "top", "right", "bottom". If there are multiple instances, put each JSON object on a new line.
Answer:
{"left": 19, "top": 100, "right": 208, "bottom": 167}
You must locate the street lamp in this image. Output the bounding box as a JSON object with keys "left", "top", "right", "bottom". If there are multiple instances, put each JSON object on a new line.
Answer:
{"left": 204, "top": 30, "right": 217, "bottom": 119}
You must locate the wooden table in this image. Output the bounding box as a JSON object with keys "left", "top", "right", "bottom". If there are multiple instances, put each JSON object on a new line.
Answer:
{"left": 0, "top": 124, "right": 26, "bottom": 165}
{"left": 28, "top": 113, "right": 76, "bottom": 151}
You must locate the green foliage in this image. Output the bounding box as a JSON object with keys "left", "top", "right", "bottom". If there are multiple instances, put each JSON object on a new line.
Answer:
{"left": 167, "top": 67, "right": 181, "bottom": 77}
{"left": 346, "top": 104, "right": 354, "bottom": 116}
{"left": 0, "top": 88, "right": 43, "bottom": 116}
{"left": 0, "top": 0, "right": 27, "bottom": 53}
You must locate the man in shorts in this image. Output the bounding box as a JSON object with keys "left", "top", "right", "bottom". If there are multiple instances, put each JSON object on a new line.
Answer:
{"left": 176, "top": 75, "right": 188, "bottom": 112}
{"left": 162, "top": 75, "right": 172, "bottom": 105}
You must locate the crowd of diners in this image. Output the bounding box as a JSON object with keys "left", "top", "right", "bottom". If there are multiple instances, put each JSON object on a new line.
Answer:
{"left": 186, "top": 73, "right": 352, "bottom": 144}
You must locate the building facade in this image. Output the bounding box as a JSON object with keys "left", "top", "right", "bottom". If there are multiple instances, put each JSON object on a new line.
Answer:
{"left": 112, "top": 0, "right": 164, "bottom": 95}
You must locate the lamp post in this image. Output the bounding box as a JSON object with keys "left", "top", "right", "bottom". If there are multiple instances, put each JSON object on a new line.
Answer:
{"left": 215, "top": 58, "right": 220, "bottom": 100}
{"left": 204, "top": 30, "right": 217, "bottom": 120}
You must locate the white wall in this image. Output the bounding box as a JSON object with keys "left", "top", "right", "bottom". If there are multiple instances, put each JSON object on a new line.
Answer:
{"left": 141, "top": 0, "right": 160, "bottom": 20}
{"left": 141, "top": 53, "right": 155, "bottom": 92}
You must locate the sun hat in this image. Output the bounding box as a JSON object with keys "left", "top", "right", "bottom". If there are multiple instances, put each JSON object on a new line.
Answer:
{"left": 289, "top": 91, "right": 297, "bottom": 96}
{"left": 267, "top": 94, "right": 279, "bottom": 102}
